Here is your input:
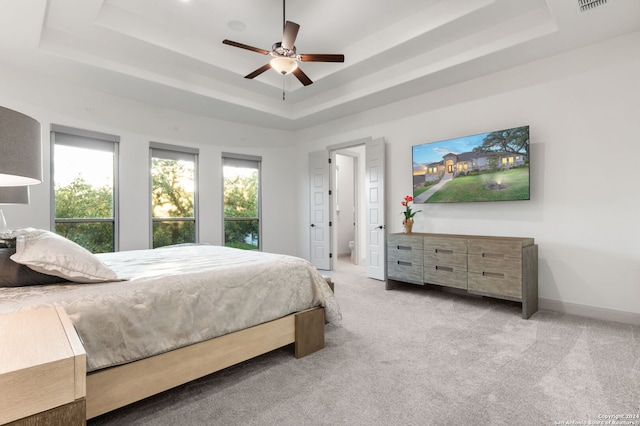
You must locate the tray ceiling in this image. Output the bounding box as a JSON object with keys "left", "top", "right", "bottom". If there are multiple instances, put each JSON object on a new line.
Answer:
{"left": 1, "top": 0, "right": 639, "bottom": 130}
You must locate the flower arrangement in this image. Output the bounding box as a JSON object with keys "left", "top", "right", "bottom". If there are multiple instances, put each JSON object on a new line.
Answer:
{"left": 401, "top": 195, "right": 421, "bottom": 221}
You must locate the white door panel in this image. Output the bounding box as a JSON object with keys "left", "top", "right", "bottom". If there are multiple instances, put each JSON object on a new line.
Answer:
{"left": 309, "top": 151, "right": 331, "bottom": 270}
{"left": 365, "top": 139, "right": 386, "bottom": 280}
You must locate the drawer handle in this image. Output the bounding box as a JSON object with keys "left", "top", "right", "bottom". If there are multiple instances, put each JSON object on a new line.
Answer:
{"left": 435, "top": 266, "right": 453, "bottom": 272}
{"left": 482, "top": 252, "right": 504, "bottom": 259}
{"left": 397, "top": 261, "right": 412, "bottom": 266}
{"left": 482, "top": 271, "right": 504, "bottom": 278}
{"left": 397, "top": 245, "right": 412, "bottom": 251}
{"left": 435, "top": 249, "right": 453, "bottom": 255}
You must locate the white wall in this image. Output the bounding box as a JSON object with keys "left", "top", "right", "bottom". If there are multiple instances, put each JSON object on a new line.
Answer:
{"left": 0, "top": 65, "right": 299, "bottom": 255}
{"left": 295, "top": 31, "right": 640, "bottom": 319}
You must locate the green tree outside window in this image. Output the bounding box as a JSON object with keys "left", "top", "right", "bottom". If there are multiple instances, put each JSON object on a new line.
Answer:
{"left": 223, "top": 164, "right": 260, "bottom": 250}
{"left": 151, "top": 157, "right": 196, "bottom": 248}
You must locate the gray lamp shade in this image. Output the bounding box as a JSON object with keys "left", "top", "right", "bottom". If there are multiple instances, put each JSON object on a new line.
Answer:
{"left": 0, "top": 106, "right": 42, "bottom": 186}
{"left": 0, "top": 186, "right": 30, "bottom": 204}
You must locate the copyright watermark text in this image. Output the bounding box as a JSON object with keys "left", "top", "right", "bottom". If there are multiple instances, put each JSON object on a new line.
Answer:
{"left": 554, "top": 414, "right": 640, "bottom": 425}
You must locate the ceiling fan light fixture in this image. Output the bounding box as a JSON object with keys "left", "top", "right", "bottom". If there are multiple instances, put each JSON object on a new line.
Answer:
{"left": 270, "top": 56, "right": 298, "bottom": 75}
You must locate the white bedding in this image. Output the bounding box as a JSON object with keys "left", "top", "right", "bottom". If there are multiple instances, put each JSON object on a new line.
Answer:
{"left": 0, "top": 245, "right": 340, "bottom": 372}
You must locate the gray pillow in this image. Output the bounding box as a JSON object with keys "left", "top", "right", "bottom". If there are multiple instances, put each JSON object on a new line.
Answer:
{"left": 0, "top": 248, "right": 68, "bottom": 287}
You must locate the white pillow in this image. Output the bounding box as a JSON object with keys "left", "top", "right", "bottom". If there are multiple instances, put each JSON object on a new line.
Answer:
{"left": 10, "top": 229, "right": 119, "bottom": 283}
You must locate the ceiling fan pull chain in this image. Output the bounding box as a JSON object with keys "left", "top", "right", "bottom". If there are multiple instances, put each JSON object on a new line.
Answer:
{"left": 283, "top": 76, "right": 286, "bottom": 101}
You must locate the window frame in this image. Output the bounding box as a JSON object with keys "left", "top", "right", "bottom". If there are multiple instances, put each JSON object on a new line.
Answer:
{"left": 222, "top": 152, "right": 262, "bottom": 251}
{"left": 149, "top": 142, "right": 199, "bottom": 249}
{"left": 50, "top": 124, "right": 120, "bottom": 252}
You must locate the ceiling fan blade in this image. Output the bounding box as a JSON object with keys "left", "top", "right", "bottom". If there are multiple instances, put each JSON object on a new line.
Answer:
{"left": 282, "top": 21, "right": 300, "bottom": 51}
{"left": 292, "top": 67, "right": 313, "bottom": 86}
{"left": 299, "top": 54, "right": 345, "bottom": 63}
{"left": 222, "top": 39, "right": 270, "bottom": 56}
{"left": 245, "top": 63, "right": 272, "bottom": 79}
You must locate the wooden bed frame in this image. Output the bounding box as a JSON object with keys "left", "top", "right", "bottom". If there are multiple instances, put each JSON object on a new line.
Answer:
{"left": 85, "top": 306, "right": 325, "bottom": 419}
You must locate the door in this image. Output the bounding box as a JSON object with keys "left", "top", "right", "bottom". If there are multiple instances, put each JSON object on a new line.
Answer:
{"left": 309, "top": 151, "right": 331, "bottom": 270}
{"left": 365, "top": 138, "right": 386, "bottom": 280}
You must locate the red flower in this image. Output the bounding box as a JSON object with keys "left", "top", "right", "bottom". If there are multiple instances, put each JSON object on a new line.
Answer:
{"left": 401, "top": 195, "right": 421, "bottom": 219}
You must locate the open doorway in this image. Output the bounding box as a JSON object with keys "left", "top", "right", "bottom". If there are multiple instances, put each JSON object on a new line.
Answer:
{"left": 332, "top": 146, "right": 366, "bottom": 273}
{"left": 310, "top": 137, "right": 385, "bottom": 278}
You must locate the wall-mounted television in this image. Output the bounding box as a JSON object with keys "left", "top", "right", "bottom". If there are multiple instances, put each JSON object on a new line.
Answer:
{"left": 412, "top": 125, "right": 530, "bottom": 203}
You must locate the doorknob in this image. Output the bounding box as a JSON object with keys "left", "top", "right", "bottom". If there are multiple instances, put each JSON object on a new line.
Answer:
{"left": 310, "top": 224, "right": 316, "bottom": 227}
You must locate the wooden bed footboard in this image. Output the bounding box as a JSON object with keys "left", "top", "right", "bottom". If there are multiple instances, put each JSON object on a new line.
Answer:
{"left": 86, "top": 307, "right": 325, "bottom": 419}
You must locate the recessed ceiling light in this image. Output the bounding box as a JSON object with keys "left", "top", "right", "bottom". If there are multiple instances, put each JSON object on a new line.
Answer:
{"left": 227, "top": 20, "right": 247, "bottom": 32}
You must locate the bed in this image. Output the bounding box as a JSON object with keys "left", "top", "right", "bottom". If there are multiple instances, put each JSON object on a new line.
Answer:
{"left": 0, "top": 229, "right": 339, "bottom": 420}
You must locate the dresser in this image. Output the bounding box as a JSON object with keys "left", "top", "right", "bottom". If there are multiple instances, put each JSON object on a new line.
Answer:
{"left": 386, "top": 233, "right": 538, "bottom": 319}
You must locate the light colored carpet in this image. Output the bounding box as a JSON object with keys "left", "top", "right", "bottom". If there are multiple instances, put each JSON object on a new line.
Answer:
{"left": 89, "top": 259, "right": 640, "bottom": 425}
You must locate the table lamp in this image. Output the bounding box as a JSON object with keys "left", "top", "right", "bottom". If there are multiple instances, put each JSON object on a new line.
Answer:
{"left": 0, "top": 186, "right": 30, "bottom": 236}
{"left": 0, "top": 105, "right": 40, "bottom": 238}
{"left": 0, "top": 106, "right": 42, "bottom": 186}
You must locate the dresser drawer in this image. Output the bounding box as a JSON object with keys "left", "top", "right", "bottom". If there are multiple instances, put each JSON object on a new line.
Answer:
{"left": 388, "top": 234, "right": 423, "bottom": 250}
{"left": 388, "top": 261, "right": 423, "bottom": 285}
{"left": 468, "top": 254, "right": 522, "bottom": 278}
{"left": 387, "top": 234, "right": 424, "bottom": 265}
{"left": 424, "top": 236, "right": 467, "bottom": 254}
{"left": 468, "top": 273, "right": 522, "bottom": 299}
{"left": 388, "top": 246, "right": 424, "bottom": 264}
{"left": 424, "top": 266, "right": 467, "bottom": 289}
{"left": 467, "top": 239, "right": 523, "bottom": 258}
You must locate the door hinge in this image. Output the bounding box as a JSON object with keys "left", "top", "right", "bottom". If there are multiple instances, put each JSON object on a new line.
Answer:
{"left": 329, "top": 221, "right": 332, "bottom": 226}
{"left": 329, "top": 253, "right": 333, "bottom": 258}
{"left": 328, "top": 158, "right": 332, "bottom": 164}
{"left": 328, "top": 189, "right": 332, "bottom": 195}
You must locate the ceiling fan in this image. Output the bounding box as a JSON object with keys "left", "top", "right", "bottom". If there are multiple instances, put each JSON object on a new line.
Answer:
{"left": 222, "top": 0, "right": 344, "bottom": 87}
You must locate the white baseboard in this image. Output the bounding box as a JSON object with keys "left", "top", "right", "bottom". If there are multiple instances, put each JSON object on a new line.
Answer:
{"left": 539, "top": 298, "right": 640, "bottom": 326}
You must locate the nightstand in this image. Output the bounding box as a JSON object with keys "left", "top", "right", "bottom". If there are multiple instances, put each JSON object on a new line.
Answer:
{"left": 0, "top": 307, "right": 86, "bottom": 425}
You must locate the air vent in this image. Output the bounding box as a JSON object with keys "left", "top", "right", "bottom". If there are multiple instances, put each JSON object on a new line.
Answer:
{"left": 578, "top": 0, "right": 608, "bottom": 12}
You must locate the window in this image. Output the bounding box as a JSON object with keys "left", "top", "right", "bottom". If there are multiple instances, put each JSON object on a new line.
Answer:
{"left": 150, "top": 143, "right": 198, "bottom": 248}
{"left": 51, "top": 125, "right": 119, "bottom": 253}
{"left": 222, "top": 153, "right": 261, "bottom": 250}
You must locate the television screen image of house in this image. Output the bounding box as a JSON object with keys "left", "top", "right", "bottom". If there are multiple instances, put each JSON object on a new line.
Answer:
{"left": 412, "top": 125, "right": 530, "bottom": 204}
